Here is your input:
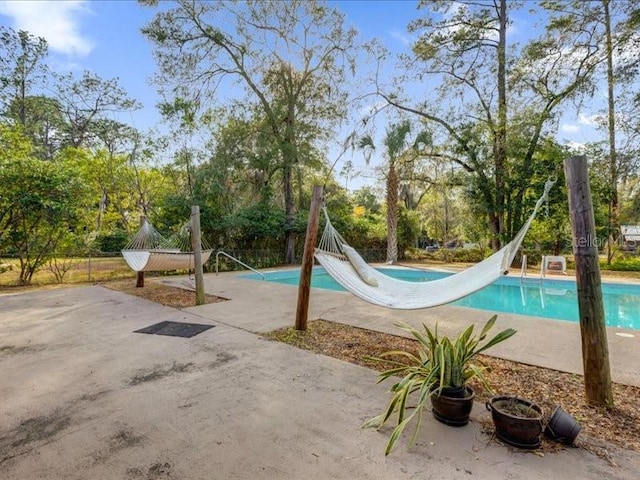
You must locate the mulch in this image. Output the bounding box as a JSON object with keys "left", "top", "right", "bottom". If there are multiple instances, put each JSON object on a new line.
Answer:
{"left": 102, "top": 278, "right": 227, "bottom": 308}
{"left": 264, "top": 319, "right": 640, "bottom": 455}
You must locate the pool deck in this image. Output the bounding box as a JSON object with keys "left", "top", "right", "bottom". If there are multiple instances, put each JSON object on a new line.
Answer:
{"left": 166, "top": 269, "right": 640, "bottom": 388}
{"left": 0, "top": 270, "right": 639, "bottom": 479}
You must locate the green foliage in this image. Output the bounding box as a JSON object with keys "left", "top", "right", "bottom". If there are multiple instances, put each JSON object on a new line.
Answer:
{"left": 220, "top": 203, "right": 287, "bottom": 250}
{"left": 407, "top": 247, "right": 488, "bottom": 264}
{"left": 6, "top": 95, "right": 65, "bottom": 160}
{"left": 1, "top": 158, "right": 87, "bottom": 283}
{"left": 363, "top": 315, "right": 516, "bottom": 455}
{"left": 397, "top": 208, "right": 421, "bottom": 255}
{"left": 0, "top": 26, "right": 49, "bottom": 123}
{"left": 524, "top": 216, "right": 572, "bottom": 256}
{"left": 400, "top": 0, "right": 614, "bottom": 251}
{"left": 0, "top": 125, "right": 96, "bottom": 284}
{"left": 55, "top": 71, "right": 141, "bottom": 149}
{"left": 152, "top": 193, "right": 193, "bottom": 235}
{"left": 96, "top": 230, "right": 129, "bottom": 253}
{"left": 352, "top": 187, "right": 381, "bottom": 214}
{"left": 338, "top": 213, "right": 386, "bottom": 251}
{"left": 142, "top": 0, "right": 358, "bottom": 263}
{"left": 3, "top": 3, "right": 638, "bottom": 271}
{"left": 520, "top": 250, "right": 543, "bottom": 266}
{"left": 601, "top": 256, "right": 640, "bottom": 272}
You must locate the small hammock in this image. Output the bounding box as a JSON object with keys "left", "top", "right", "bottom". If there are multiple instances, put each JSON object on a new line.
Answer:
{"left": 122, "top": 218, "right": 213, "bottom": 272}
{"left": 314, "top": 178, "right": 556, "bottom": 310}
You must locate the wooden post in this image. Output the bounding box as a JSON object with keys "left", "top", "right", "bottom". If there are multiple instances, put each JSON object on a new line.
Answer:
{"left": 295, "top": 185, "right": 324, "bottom": 331}
{"left": 563, "top": 156, "right": 614, "bottom": 406}
{"left": 136, "top": 215, "right": 146, "bottom": 288}
{"left": 191, "top": 205, "right": 206, "bottom": 306}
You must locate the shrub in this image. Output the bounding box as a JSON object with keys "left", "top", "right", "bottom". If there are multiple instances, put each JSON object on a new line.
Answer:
{"left": 601, "top": 256, "right": 640, "bottom": 272}
{"left": 405, "top": 247, "right": 488, "bottom": 263}
{"left": 97, "top": 230, "right": 129, "bottom": 252}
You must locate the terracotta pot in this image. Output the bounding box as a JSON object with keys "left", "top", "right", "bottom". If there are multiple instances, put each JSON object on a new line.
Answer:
{"left": 431, "top": 386, "right": 475, "bottom": 426}
{"left": 486, "top": 396, "right": 543, "bottom": 449}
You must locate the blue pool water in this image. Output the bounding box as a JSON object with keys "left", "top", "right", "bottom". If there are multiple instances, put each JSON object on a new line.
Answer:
{"left": 241, "top": 267, "right": 640, "bottom": 330}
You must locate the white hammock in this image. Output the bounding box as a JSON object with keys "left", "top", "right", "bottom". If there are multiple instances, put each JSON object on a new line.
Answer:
{"left": 122, "top": 218, "right": 212, "bottom": 272}
{"left": 121, "top": 249, "right": 213, "bottom": 272}
{"left": 314, "top": 179, "right": 556, "bottom": 310}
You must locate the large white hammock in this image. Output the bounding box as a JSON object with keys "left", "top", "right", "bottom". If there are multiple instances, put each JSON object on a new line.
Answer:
{"left": 314, "top": 179, "right": 556, "bottom": 310}
{"left": 122, "top": 218, "right": 212, "bottom": 272}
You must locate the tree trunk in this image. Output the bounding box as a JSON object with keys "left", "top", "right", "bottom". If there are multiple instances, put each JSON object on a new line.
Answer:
{"left": 493, "top": 0, "right": 508, "bottom": 252}
{"left": 283, "top": 163, "right": 296, "bottom": 264}
{"left": 564, "top": 155, "right": 613, "bottom": 407}
{"left": 604, "top": 0, "right": 618, "bottom": 265}
{"left": 295, "top": 185, "right": 323, "bottom": 330}
{"left": 488, "top": 212, "right": 501, "bottom": 252}
{"left": 190, "top": 205, "right": 205, "bottom": 306}
{"left": 387, "top": 164, "right": 399, "bottom": 263}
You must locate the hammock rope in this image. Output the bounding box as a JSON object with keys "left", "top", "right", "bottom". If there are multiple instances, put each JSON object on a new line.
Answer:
{"left": 314, "top": 178, "right": 556, "bottom": 310}
{"left": 122, "top": 217, "right": 213, "bottom": 272}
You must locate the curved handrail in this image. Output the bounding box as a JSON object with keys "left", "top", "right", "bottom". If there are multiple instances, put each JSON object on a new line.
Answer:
{"left": 215, "top": 250, "right": 265, "bottom": 279}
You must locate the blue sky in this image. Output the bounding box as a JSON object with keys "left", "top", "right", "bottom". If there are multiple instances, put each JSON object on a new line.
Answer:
{"left": 0, "top": 1, "right": 160, "bottom": 131}
{"left": 0, "top": 1, "right": 421, "bottom": 130}
{"left": 0, "top": 0, "right": 600, "bottom": 186}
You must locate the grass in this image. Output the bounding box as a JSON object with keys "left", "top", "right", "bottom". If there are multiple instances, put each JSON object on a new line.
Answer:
{"left": 0, "top": 256, "right": 174, "bottom": 287}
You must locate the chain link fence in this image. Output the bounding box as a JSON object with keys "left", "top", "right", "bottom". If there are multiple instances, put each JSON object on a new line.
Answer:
{"left": 0, "top": 247, "right": 389, "bottom": 287}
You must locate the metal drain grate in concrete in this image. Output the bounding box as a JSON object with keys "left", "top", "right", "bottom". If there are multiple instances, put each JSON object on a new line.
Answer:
{"left": 134, "top": 321, "right": 215, "bottom": 338}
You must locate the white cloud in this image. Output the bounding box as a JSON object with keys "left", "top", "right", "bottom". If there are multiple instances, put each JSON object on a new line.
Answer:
{"left": 0, "top": 1, "right": 93, "bottom": 57}
{"left": 578, "top": 113, "right": 603, "bottom": 126}
{"left": 48, "top": 58, "right": 84, "bottom": 73}
{"left": 359, "top": 100, "right": 387, "bottom": 118}
{"left": 614, "top": 30, "right": 640, "bottom": 66}
{"left": 389, "top": 29, "right": 412, "bottom": 47}
{"left": 563, "top": 140, "right": 587, "bottom": 153}
{"left": 560, "top": 123, "right": 580, "bottom": 133}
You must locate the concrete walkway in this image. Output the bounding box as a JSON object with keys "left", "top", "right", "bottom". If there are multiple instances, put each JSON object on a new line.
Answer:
{"left": 167, "top": 270, "right": 640, "bottom": 387}
{"left": 0, "top": 275, "right": 638, "bottom": 479}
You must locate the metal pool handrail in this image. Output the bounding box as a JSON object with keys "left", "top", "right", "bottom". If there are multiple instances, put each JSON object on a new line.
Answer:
{"left": 215, "top": 250, "right": 265, "bottom": 279}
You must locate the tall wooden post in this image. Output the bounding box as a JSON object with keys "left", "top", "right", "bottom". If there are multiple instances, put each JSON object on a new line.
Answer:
{"left": 295, "top": 185, "right": 323, "bottom": 331}
{"left": 564, "top": 156, "right": 614, "bottom": 406}
{"left": 136, "top": 215, "right": 146, "bottom": 288}
{"left": 191, "top": 205, "right": 206, "bottom": 305}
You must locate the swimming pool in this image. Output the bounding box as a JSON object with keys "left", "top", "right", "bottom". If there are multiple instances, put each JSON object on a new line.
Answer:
{"left": 241, "top": 267, "right": 640, "bottom": 330}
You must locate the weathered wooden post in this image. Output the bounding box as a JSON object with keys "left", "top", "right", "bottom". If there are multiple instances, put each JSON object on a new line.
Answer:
{"left": 563, "top": 155, "right": 614, "bottom": 406}
{"left": 136, "top": 215, "right": 146, "bottom": 288}
{"left": 295, "top": 185, "right": 324, "bottom": 331}
{"left": 191, "top": 205, "right": 206, "bottom": 306}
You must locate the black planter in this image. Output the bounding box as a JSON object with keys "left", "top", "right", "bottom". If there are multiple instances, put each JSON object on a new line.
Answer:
{"left": 545, "top": 406, "right": 581, "bottom": 445}
{"left": 486, "top": 396, "right": 544, "bottom": 449}
{"left": 431, "top": 386, "right": 475, "bottom": 426}
{"left": 440, "top": 386, "right": 466, "bottom": 398}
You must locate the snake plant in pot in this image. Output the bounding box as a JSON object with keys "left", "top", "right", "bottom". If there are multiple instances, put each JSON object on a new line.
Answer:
{"left": 363, "top": 315, "right": 516, "bottom": 455}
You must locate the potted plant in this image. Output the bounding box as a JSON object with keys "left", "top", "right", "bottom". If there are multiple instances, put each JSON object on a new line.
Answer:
{"left": 486, "top": 396, "right": 544, "bottom": 449}
{"left": 363, "top": 315, "right": 516, "bottom": 455}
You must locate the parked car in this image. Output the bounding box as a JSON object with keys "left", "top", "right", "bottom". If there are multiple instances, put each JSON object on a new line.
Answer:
{"left": 425, "top": 243, "right": 440, "bottom": 252}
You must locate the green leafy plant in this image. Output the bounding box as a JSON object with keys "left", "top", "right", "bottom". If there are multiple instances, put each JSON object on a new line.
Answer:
{"left": 363, "top": 315, "right": 516, "bottom": 455}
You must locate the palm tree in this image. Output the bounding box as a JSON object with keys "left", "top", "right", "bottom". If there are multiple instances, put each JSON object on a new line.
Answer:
{"left": 359, "top": 121, "right": 428, "bottom": 263}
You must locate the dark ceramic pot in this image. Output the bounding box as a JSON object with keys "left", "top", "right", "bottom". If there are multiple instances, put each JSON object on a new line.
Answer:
{"left": 486, "top": 396, "right": 543, "bottom": 449}
{"left": 431, "top": 386, "right": 475, "bottom": 427}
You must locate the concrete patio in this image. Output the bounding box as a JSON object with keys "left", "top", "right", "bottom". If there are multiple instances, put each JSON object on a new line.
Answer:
{"left": 0, "top": 272, "right": 638, "bottom": 479}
